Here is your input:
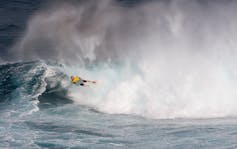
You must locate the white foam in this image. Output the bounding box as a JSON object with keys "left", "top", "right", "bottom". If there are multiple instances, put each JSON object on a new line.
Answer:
{"left": 12, "top": 0, "right": 237, "bottom": 119}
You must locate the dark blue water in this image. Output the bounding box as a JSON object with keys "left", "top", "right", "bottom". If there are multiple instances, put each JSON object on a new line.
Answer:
{"left": 0, "top": 1, "right": 237, "bottom": 148}
{"left": 0, "top": 1, "right": 42, "bottom": 56}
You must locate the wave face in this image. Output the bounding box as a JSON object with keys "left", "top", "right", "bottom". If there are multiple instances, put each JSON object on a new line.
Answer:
{"left": 0, "top": 61, "right": 69, "bottom": 119}
{"left": 3, "top": 0, "right": 237, "bottom": 119}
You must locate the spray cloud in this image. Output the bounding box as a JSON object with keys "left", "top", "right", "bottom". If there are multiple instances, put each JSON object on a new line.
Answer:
{"left": 9, "top": 0, "right": 237, "bottom": 118}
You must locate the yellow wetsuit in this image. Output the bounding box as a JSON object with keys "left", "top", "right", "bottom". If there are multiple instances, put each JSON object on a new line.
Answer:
{"left": 71, "top": 76, "right": 80, "bottom": 84}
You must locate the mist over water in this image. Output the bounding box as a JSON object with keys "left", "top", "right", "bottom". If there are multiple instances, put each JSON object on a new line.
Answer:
{"left": 7, "top": 0, "right": 237, "bottom": 119}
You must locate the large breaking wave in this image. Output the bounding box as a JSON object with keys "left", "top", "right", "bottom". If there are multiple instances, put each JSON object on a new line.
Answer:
{"left": 2, "top": 0, "right": 237, "bottom": 119}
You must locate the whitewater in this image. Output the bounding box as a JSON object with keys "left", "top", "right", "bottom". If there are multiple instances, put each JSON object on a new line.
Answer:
{"left": 0, "top": 0, "right": 237, "bottom": 148}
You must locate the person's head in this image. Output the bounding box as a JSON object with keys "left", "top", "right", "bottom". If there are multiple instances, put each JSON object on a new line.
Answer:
{"left": 71, "top": 76, "right": 74, "bottom": 80}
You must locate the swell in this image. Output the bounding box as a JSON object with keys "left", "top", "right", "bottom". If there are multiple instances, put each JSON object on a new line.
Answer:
{"left": 0, "top": 61, "right": 72, "bottom": 118}
{"left": 0, "top": 61, "right": 44, "bottom": 102}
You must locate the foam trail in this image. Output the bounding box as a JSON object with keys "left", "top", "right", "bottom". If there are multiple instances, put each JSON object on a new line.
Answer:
{"left": 8, "top": 0, "right": 237, "bottom": 118}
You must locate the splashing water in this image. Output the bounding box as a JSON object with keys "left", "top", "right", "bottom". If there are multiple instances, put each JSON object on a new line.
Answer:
{"left": 4, "top": 0, "right": 237, "bottom": 119}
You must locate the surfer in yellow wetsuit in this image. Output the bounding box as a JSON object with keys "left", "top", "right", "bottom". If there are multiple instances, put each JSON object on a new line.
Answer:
{"left": 71, "top": 76, "right": 96, "bottom": 87}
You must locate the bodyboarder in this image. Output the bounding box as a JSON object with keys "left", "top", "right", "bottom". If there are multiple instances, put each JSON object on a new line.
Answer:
{"left": 71, "top": 76, "right": 96, "bottom": 87}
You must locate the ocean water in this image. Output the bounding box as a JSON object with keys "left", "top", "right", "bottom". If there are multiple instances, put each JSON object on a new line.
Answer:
{"left": 1, "top": 0, "right": 237, "bottom": 148}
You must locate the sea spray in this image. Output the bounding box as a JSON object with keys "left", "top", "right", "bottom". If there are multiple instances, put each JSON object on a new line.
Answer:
{"left": 7, "top": 0, "right": 237, "bottom": 119}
